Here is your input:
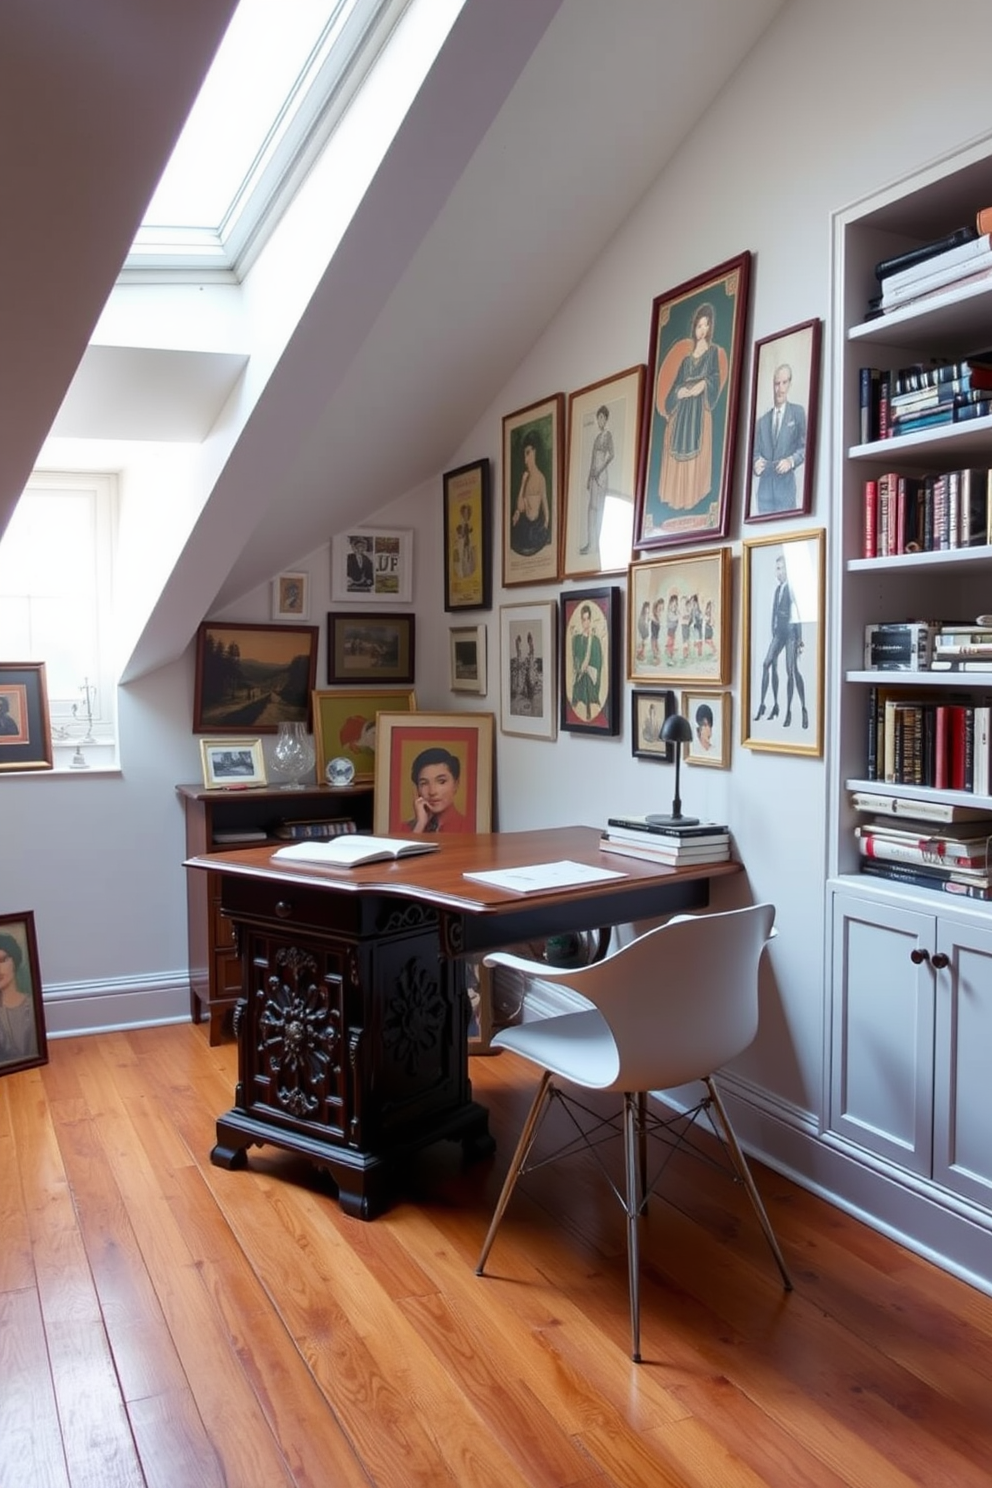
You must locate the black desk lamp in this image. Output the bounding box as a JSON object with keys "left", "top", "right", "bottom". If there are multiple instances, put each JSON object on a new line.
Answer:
{"left": 646, "top": 713, "right": 698, "bottom": 827}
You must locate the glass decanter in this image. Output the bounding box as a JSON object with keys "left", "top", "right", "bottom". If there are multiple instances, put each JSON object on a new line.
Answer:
{"left": 271, "top": 721, "right": 315, "bottom": 790}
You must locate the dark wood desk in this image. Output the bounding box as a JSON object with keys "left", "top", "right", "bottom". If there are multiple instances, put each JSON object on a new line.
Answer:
{"left": 185, "top": 825, "right": 740, "bottom": 1218}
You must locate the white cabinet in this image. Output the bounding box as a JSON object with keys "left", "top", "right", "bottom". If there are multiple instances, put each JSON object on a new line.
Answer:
{"left": 829, "top": 887, "right": 992, "bottom": 1210}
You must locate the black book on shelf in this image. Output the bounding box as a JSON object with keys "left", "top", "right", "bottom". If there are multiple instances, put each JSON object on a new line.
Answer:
{"left": 874, "top": 226, "right": 978, "bottom": 283}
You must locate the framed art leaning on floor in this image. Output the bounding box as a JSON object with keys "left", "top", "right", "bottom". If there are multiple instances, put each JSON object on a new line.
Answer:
{"left": 0, "top": 911, "right": 47, "bottom": 1076}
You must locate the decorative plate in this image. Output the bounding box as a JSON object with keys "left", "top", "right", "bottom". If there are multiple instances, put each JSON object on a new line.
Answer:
{"left": 325, "top": 756, "right": 356, "bottom": 787}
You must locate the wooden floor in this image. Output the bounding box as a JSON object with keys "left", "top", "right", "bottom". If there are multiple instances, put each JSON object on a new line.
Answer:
{"left": 3, "top": 1026, "right": 992, "bottom": 1488}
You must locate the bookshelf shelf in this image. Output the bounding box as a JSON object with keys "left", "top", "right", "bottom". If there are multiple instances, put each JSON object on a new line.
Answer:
{"left": 848, "top": 545, "right": 992, "bottom": 572}
{"left": 848, "top": 414, "right": 992, "bottom": 464}
{"left": 846, "top": 670, "right": 992, "bottom": 686}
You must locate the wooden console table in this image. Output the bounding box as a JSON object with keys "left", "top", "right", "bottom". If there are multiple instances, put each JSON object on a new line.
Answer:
{"left": 177, "top": 782, "right": 373, "bottom": 1043}
{"left": 185, "top": 825, "right": 740, "bottom": 1219}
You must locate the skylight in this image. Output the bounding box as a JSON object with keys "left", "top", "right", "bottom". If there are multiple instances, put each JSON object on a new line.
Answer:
{"left": 126, "top": 0, "right": 407, "bottom": 278}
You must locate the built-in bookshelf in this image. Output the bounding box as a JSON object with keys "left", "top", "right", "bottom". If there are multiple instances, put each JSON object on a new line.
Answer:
{"left": 825, "top": 135, "right": 992, "bottom": 1260}
{"left": 831, "top": 136, "right": 992, "bottom": 885}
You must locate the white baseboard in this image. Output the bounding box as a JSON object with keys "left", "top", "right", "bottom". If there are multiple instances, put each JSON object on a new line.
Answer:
{"left": 42, "top": 972, "right": 191, "bottom": 1038}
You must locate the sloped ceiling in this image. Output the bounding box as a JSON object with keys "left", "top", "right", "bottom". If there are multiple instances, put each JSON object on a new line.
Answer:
{"left": 0, "top": 0, "right": 238, "bottom": 534}
{"left": 1, "top": 0, "right": 787, "bottom": 682}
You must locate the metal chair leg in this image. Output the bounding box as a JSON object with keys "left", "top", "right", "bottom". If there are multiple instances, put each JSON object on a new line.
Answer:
{"left": 476, "top": 1070, "right": 554, "bottom": 1276}
{"left": 622, "top": 1092, "right": 643, "bottom": 1363}
{"left": 705, "top": 1077, "right": 793, "bottom": 1292}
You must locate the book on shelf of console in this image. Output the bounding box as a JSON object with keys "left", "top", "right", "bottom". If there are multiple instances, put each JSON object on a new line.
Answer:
{"left": 856, "top": 827, "right": 992, "bottom": 872}
{"left": 860, "top": 468, "right": 992, "bottom": 557}
{"left": 273, "top": 817, "right": 358, "bottom": 840}
{"left": 864, "top": 684, "right": 992, "bottom": 793}
{"left": 873, "top": 224, "right": 979, "bottom": 285}
{"left": 880, "top": 239, "right": 992, "bottom": 311}
{"left": 859, "top": 858, "right": 992, "bottom": 901}
{"left": 849, "top": 790, "right": 992, "bottom": 824}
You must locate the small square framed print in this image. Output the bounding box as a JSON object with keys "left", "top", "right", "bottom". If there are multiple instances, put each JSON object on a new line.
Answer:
{"left": 681, "top": 690, "right": 730, "bottom": 768}
{"left": 449, "top": 624, "right": 487, "bottom": 695}
{"left": 272, "top": 571, "right": 309, "bottom": 620}
{"left": 630, "top": 688, "right": 676, "bottom": 761}
{"left": 331, "top": 528, "right": 413, "bottom": 604}
{"left": 199, "top": 737, "right": 267, "bottom": 789}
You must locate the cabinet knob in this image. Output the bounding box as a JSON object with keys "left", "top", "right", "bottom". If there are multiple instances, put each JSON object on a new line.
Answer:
{"left": 274, "top": 899, "right": 293, "bottom": 919}
{"left": 909, "top": 947, "right": 930, "bottom": 965}
{"left": 931, "top": 952, "right": 950, "bottom": 970}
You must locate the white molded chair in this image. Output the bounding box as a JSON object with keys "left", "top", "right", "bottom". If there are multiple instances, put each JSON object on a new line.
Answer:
{"left": 475, "top": 904, "right": 792, "bottom": 1362}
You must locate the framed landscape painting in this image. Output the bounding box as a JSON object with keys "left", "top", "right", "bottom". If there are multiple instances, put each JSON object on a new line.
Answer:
{"left": 559, "top": 586, "right": 621, "bottom": 736}
{"left": 741, "top": 528, "right": 824, "bottom": 757}
{"left": 634, "top": 252, "right": 751, "bottom": 549}
{"left": 193, "top": 623, "right": 318, "bottom": 734}
{"left": 0, "top": 911, "right": 48, "bottom": 1076}
{"left": 501, "top": 394, "right": 564, "bottom": 587}
{"left": 374, "top": 711, "right": 494, "bottom": 835}
{"left": 326, "top": 613, "right": 415, "bottom": 685}
{"left": 562, "top": 365, "right": 645, "bottom": 578}
{"left": 443, "top": 458, "right": 491, "bottom": 611}
{"left": 627, "top": 547, "right": 731, "bottom": 686}
{"left": 199, "top": 737, "right": 267, "bottom": 789}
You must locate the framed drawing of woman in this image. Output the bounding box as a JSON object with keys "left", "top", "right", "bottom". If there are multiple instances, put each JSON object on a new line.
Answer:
{"left": 634, "top": 253, "right": 751, "bottom": 550}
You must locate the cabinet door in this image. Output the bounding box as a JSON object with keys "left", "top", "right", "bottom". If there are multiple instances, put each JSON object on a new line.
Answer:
{"left": 933, "top": 917, "right": 992, "bottom": 1209}
{"left": 829, "top": 891, "right": 934, "bottom": 1176}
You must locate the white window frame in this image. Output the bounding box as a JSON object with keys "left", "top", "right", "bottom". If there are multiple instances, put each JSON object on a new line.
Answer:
{"left": 1, "top": 471, "right": 119, "bottom": 773}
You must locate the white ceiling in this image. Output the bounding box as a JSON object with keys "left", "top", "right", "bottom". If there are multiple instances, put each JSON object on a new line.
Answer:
{"left": 0, "top": 0, "right": 786, "bottom": 679}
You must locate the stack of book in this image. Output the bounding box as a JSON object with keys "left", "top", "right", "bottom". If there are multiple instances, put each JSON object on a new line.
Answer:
{"left": 854, "top": 813, "right": 992, "bottom": 901}
{"left": 930, "top": 624, "right": 992, "bottom": 673}
{"left": 273, "top": 817, "right": 357, "bottom": 840}
{"left": 600, "top": 816, "right": 731, "bottom": 866}
{"left": 866, "top": 208, "right": 992, "bottom": 320}
{"left": 858, "top": 358, "right": 992, "bottom": 448}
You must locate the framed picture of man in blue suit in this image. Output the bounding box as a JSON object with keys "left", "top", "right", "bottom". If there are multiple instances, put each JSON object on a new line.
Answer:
{"left": 745, "top": 318, "right": 821, "bottom": 522}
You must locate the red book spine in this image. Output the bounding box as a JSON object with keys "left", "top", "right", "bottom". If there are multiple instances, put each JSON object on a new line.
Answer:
{"left": 934, "top": 703, "right": 949, "bottom": 789}
{"left": 863, "top": 479, "right": 878, "bottom": 558}
{"left": 895, "top": 475, "right": 907, "bottom": 554}
{"left": 949, "top": 705, "right": 968, "bottom": 791}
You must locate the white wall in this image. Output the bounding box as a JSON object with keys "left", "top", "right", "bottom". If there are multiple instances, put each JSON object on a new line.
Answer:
{"left": 388, "top": 0, "right": 992, "bottom": 1128}
{"left": 5, "top": 2, "right": 992, "bottom": 1114}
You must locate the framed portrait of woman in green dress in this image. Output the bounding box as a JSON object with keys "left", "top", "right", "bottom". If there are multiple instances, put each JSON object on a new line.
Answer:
{"left": 634, "top": 252, "right": 751, "bottom": 550}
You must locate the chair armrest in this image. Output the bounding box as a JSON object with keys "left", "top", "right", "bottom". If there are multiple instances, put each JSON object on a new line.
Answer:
{"left": 482, "top": 949, "right": 594, "bottom": 983}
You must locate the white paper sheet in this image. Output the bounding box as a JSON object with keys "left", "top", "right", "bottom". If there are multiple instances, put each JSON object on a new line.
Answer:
{"left": 462, "top": 859, "right": 626, "bottom": 893}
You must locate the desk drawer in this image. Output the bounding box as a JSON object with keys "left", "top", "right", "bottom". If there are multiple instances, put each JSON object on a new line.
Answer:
{"left": 222, "top": 875, "right": 363, "bottom": 938}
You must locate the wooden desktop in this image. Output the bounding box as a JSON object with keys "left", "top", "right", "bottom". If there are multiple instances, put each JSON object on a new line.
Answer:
{"left": 185, "top": 825, "right": 740, "bottom": 1218}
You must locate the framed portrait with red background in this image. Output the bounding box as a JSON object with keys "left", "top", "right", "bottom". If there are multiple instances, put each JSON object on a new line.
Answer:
{"left": 373, "top": 712, "right": 494, "bottom": 835}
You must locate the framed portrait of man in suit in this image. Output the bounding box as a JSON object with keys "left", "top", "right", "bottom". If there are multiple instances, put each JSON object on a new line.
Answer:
{"left": 745, "top": 318, "right": 821, "bottom": 523}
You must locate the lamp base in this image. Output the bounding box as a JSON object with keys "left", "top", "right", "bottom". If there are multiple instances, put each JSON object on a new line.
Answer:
{"left": 645, "top": 812, "right": 700, "bottom": 828}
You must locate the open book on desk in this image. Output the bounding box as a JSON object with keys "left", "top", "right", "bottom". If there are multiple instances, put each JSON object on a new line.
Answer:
{"left": 272, "top": 835, "right": 439, "bottom": 869}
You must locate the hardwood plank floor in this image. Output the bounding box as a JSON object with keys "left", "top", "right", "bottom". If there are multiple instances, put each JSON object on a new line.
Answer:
{"left": 2, "top": 1022, "right": 991, "bottom": 1488}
